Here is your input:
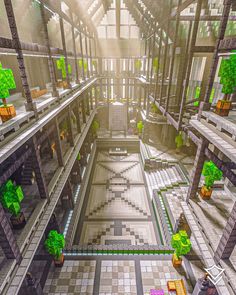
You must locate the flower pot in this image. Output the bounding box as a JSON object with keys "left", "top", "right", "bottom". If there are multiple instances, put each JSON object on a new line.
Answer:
{"left": 0, "top": 104, "right": 16, "bottom": 122}
{"left": 54, "top": 253, "right": 64, "bottom": 267}
{"left": 200, "top": 186, "right": 212, "bottom": 200}
{"left": 215, "top": 100, "right": 231, "bottom": 116}
{"left": 10, "top": 212, "right": 26, "bottom": 229}
{"left": 172, "top": 253, "right": 182, "bottom": 267}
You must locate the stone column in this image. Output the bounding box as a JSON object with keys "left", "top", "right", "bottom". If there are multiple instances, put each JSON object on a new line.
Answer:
{"left": 85, "top": 35, "right": 90, "bottom": 78}
{"left": 199, "top": 0, "right": 232, "bottom": 117}
{"left": 0, "top": 204, "right": 22, "bottom": 263}
{"left": 186, "top": 138, "right": 207, "bottom": 201}
{"left": 54, "top": 118, "right": 64, "bottom": 166}
{"left": 71, "top": 24, "right": 79, "bottom": 84}
{"left": 40, "top": 1, "right": 58, "bottom": 98}
{"left": 214, "top": 201, "right": 236, "bottom": 262}
{"left": 67, "top": 107, "right": 75, "bottom": 147}
{"left": 71, "top": 160, "right": 82, "bottom": 185}
{"left": 74, "top": 101, "right": 81, "bottom": 133}
{"left": 30, "top": 136, "right": 49, "bottom": 199}
{"left": 61, "top": 181, "right": 74, "bottom": 210}
{"left": 4, "top": 0, "right": 37, "bottom": 116}
{"left": 81, "top": 99, "right": 86, "bottom": 123}
{"left": 59, "top": 17, "right": 71, "bottom": 89}
{"left": 79, "top": 31, "right": 85, "bottom": 80}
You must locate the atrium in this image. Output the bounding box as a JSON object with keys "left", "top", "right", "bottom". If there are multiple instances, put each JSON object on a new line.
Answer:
{"left": 0, "top": 0, "right": 236, "bottom": 294}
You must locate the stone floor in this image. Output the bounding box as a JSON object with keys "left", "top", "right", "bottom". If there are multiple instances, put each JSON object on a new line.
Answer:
{"left": 44, "top": 257, "right": 196, "bottom": 295}
{"left": 76, "top": 151, "right": 160, "bottom": 246}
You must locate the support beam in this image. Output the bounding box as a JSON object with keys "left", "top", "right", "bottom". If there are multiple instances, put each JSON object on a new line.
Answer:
{"left": 199, "top": 0, "right": 232, "bottom": 117}
{"left": 40, "top": 1, "right": 58, "bottom": 98}
{"left": 214, "top": 201, "right": 236, "bottom": 262}
{"left": 186, "top": 138, "right": 208, "bottom": 201}
{"left": 0, "top": 204, "right": 22, "bottom": 263}
{"left": 4, "top": 0, "right": 37, "bottom": 116}
{"left": 116, "top": 0, "right": 121, "bottom": 39}
{"left": 30, "top": 137, "right": 49, "bottom": 199}
{"left": 59, "top": 17, "right": 71, "bottom": 89}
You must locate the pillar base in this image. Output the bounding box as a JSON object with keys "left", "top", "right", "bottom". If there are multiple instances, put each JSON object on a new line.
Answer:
{"left": 24, "top": 101, "right": 37, "bottom": 113}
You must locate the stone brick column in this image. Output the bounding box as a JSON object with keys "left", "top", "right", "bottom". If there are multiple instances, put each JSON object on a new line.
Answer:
{"left": 40, "top": 1, "right": 58, "bottom": 98}
{"left": 30, "top": 136, "right": 49, "bottom": 199}
{"left": 67, "top": 107, "right": 75, "bottom": 147}
{"left": 71, "top": 24, "right": 79, "bottom": 84}
{"left": 74, "top": 101, "right": 81, "bottom": 133}
{"left": 186, "top": 138, "right": 208, "bottom": 201}
{"left": 61, "top": 181, "right": 74, "bottom": 210}
{"left": 54, "top": 118, "right": 64, "bottom": 167}
{"left": 81, "top": 99, "right": 86, "bottom": 123}
{"left": 0, "top": 204, "right": 22, "bottom": 263}
{"left": 71, "top": 160, "right": 82, "bottom": 185}
{"left": 4, "top": 0, "right": 37, "bottom": 116}
{"left": 59, "top": 17, "right": 71, "bottom": 89}
{"left": 214, "top": 201, "right": 236, "bottom": 262}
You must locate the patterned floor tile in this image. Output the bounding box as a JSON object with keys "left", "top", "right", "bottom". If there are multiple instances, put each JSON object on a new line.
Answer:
{"left": 99, "top": 260, "right": 137, "bottom": 295}
{"left": 140, "top": 260, "right": 193, "bottom": 295}
{"left": 44, "top": 260, "right": 96, "bottom": 295}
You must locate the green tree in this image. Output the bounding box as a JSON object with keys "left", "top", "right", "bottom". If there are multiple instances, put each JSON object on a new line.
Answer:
{"left": 0, "top": 180, "right": 24, "bottom": 216}
{"left": 153, "top": 57, "right": 158, "bottom": 71}
{"left": 78, "top": 59, "right": 88, "bottom": 73}
{"left": 137, "top": 121, "right": 144, "bottom": 134}
{"left": 44, "top": 230, "right": 65, "bottom": 260}
{"left": 175, "top": 132, "right": 184, "bottom": 149}
{"left": 171, "top": 230, "right": 191, "bottom": 260}
{"left": 0, "top": 62, "right": 16, "bottom": 106}
{"left": 92, "top": 120, "right": 99, "bottom": 136}
{"left": 202, "top": 161, "right": 223, "bottom": 190}
{"left": 57, "top": 56, "right": 71, "bottom": 79}
{"left": 135, "top": 60, "right": 142, "bottom": 70}
{"left": 219, "top": 50, "right": 236, "bottom": 100}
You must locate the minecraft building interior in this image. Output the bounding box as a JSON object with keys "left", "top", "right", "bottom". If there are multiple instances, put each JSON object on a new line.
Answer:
{"left": 0, "top": 0, "right": 236, "bottom": 294}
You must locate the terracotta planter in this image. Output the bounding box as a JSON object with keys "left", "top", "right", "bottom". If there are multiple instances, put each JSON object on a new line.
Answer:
{"left": 200, "top": 186, "right": 212, "bottom": 200}
{"left": 31, "top": 89, "right": 47, "bottom": 99}
{"left": 10, "top": 212, "right": 26, "bottom": 229}
{"left": 0, "top": 104, "right": 16, "bottom": 122}
{"left": 54, "top": 253, "right": 64, "bottom": 267}
{"left": 172, "top": 253, "right": 182, "bottom": 267}
{"left": 215, "top": 100, "right": 231, "bottom": 116}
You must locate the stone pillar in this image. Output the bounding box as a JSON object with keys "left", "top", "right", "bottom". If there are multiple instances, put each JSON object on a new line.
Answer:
{"left": 45, "top": 213, "right": 60, "bottom": 237}
{"left": 186, "top": 138, "right": 207, "bottom": 201}
{"left": 75, "top": 101, "right": 81, "bottom": 133}
{"left": 30, "top": 136, "right": 49, "bottom": 199}
{"left": 71, "top": 24, "right": 79, "bottom": 84}
{"left": 192, "top": 275, "right": 217, "bottom": 295}
{"left": 54, "top": 118, "right": 64, "bottom": 166}
{"left": 90, "top": 89, "right": 94, "bottom": 110}
{"left": 81, "top": 99, "right": 86, "bottom": 123}
{"left": 59, "top": 17, "right": 71, "bottom": 89}
{"left": 4, "top": 0, "right": 37, "bottom": 116}
{"left": 0, "top": 204, "right": 22, "bottom": 263}
{"left": 214, "top": 201, "right": 236, "bottom": 262}
{"left": 79, "top": 30, "right": 85, "bottom": 81}
{"left": 71, "top": 160, "right": 82, "bottom": 185}
{"left": 24, "top": 272, "right": 44, "bottom": 295}
{"left": 61, "top": 181, "right": 74, "bottom": 210}
{"left": 80, "top": 146, "right": 87, "bottom": 167}
{"left": 40, "top": 1, "right": 58, "bottom": 98}
{"left": 67, "top": 107, "right": 75, "bottom": 147}
{"left": 85, "top": 35, "right": 90, "bottom": 78}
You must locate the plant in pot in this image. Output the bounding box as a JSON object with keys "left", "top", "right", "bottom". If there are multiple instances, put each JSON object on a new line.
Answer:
{"left": 44, "top": 230, "right": 65, "bottom": 267}
{"left": 56, "top": 56, "right": 72, "bottom": 89}
{"left": 91, "top": 120, "right": 99, "bottom": 138}
{"left": 175, "top": 132, "right": 184, "bottom": 153}
{"left": 92, "top": 60, "right": 97, "bottom": 73}
{"left": 171, "top": 230, "right": 191, "bottom": 267}
{"left": 135, "top": 59, "right": 142, "bottom": 74}
{"left": 153, "top": 57, "right": 158, "bottom": 73}
{"left": 217, "top": 50, "right": 236, "bottom": 116}
{"left": 0, "top": 180, "right": 26, "bottom": 229}
{"left": 0, "top": 62, "right": 16, "bottom": 122}
{"left": 137, "top": 120, "right": 144, "bottom": 136}
{"left": 200, "top": 160, "right": 223, "bottom": 199}
{"left": 78, "top": 59, "right": 88, "bottom": 77}
{"left": 150, "top": 103, "right": 161, "bottom": 115}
